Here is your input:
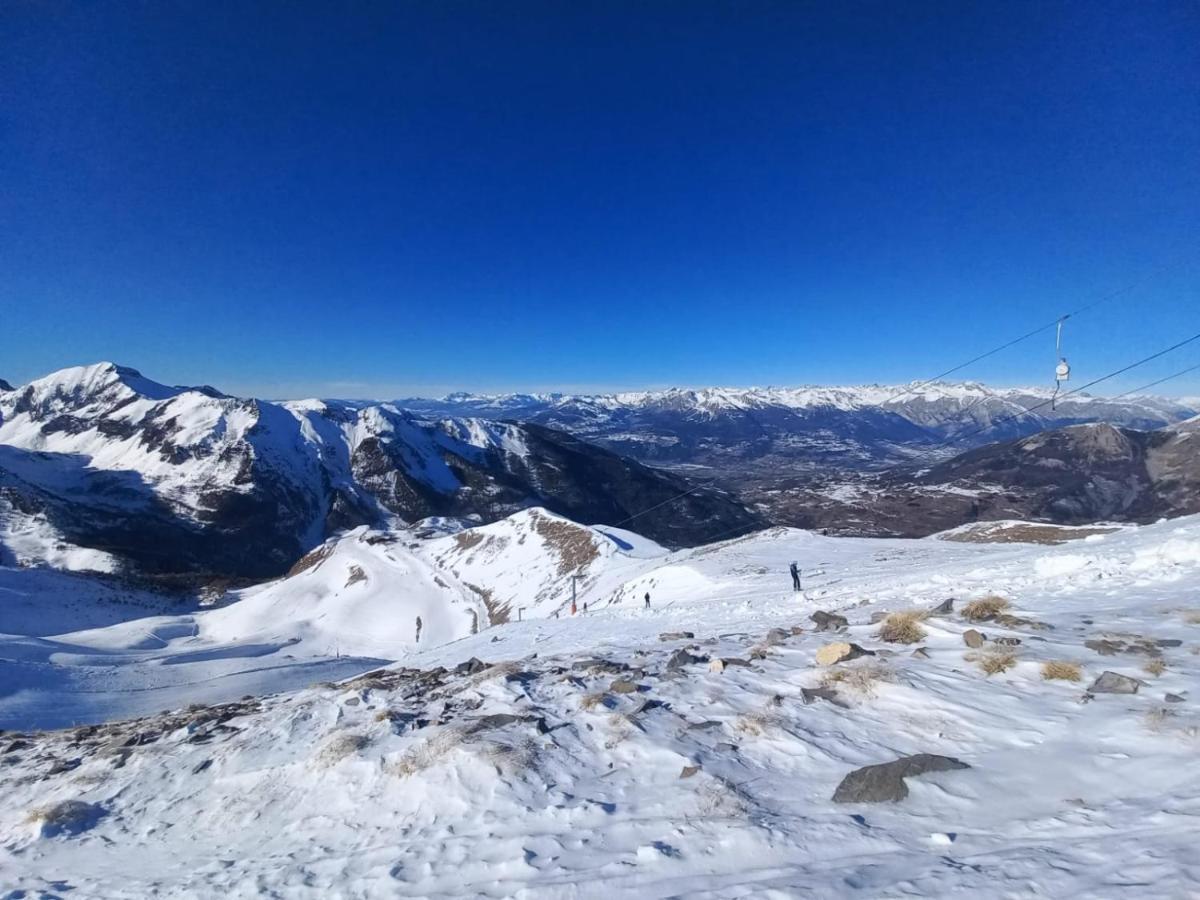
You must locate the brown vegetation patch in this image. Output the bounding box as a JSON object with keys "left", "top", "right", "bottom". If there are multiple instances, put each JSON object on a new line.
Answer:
{"left": 819, "top": 663, "right": 892, "bottom": 696}
{"left": 1144, "top": 658, "right": 1167, "bottom": 676}
{"left": 967, "top": 647, "right": 1018, "bottom": 676}
{"left": 530, "top": 511, "right": 600, "bottom": 576}
{"left": 962, "top": 596, "right": 1011, "bottom": 622}
{"left": 1041, "top": 660, "right": 1082, "bottom": 682}
{"left": 465, "top": 581, "right": 510, "bottom": 625}
{"left": 452, "top": 530, "right": 487, "bottom": 552}
{"left": 877, "top": 610, "right": 928, "bottom": 644}
{"left": 942, "top": 522, "right": 1118, "bottom": 545}
{"left": 286, "top": 543, "right": 333, "bottom": 577}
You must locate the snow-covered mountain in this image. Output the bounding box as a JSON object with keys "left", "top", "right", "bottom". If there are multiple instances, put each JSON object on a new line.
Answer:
{"left": 400, "top": 382, "right": 1196, "bottom": 472}
{"left": 0, "top": 364, "right": 759, "bottom": 578}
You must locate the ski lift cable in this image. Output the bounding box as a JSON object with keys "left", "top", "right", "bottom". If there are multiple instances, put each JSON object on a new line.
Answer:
{"left": 609, "top": 338, "right": 1197, "bottom": 539}
{"left": 943, "top": 329, "right": 1200, "bottom": 447}
{"left": 1104, "top": 361, "right": 1200, "bottom": 403}
{"left": 610, "top": 482, "right": 710, "bottom": 527}
{"left": 609, "top": 261, "right": 1184, "bottom": 531}
{"left": 885, "top": 256, "right": 1182, "bottom": 407}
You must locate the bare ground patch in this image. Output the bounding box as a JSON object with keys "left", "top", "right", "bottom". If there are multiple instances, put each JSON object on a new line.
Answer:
{"left": 941, "top": 522, "right": 1118, "bottom": 545}
{"left": 530, "top": 511, "right": 600, "bottom": 576}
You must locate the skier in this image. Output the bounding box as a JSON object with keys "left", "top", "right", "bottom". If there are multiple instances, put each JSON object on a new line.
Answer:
{"left": 644, "top": 591, "right": 651, "bottom": 610}
{"left": 415, "top": 615, "right": 423, "bottom": 643}
{"left": 789, "top": 561, "right": 801, "bottom": 592}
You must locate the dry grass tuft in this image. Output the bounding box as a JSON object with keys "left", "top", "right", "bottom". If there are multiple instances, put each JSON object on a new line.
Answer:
{"left": 388, "top": 728, "right": 465, "bottom": 778}
{"left": 969, "top": 647, "right": 1018, "bottom": 676}
{"left": 819, "top": 663, "right": 892, "bottom": 697}
{"left": 962, "top": 595, "right": 1011, "bottom": 622}
{"left": 25, "top": 800, "right": 103, "bottom": 836}
{"left": 1183, "top": 610, "right": 1200, "bottom": 625}
{"left": 475, "top": 737, "right": 538, "bottom": 774}
{"left": 316, "top": 731, "right": 371, "bottom": 766}
{"left": 1143, "top": 707, "right": 1178, "bottom": 733}
{"left": 580, "top": 691, "right": 610, "bottom": 711}
{"left": 1143, "top": 658, "right": 1167, "bottom": 677}
{"left": 1041, "top": 660, "right": 1082, "bottom": 682}
{"left": 877, "top": 610, "right": 928, "bottom": 644}
{"left": 694, "top": 778, "right": 749, "bottom": 818}
{"left": 733, "top": 711, "right": 779, "bottom": 737}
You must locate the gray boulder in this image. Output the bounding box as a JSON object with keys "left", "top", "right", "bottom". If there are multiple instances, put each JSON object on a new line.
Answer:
{"left": 832, "top": 754, "right": 971, "bottom": 803}
{"left": 801, "top": 686, "right": 849, "bottom": 708}
{"left": 811, "top": 611, "right": 849, "bottom": 632}
{"left": 454, "top": 657, "right": 488, "bottom": 676}
{"left": 1088, "top": 671, "right": 1141, "bottom": 694}
{"left": 666, "top": 648, "right": 704, "bottom": 670}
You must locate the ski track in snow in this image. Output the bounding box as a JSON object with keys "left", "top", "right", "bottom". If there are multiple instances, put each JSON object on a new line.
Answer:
{"left": 2, "top": 513, "right": 1200, "bottom": 896}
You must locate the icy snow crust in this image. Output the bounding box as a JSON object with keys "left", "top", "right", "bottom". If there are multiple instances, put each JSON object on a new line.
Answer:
{"left": 3, "top": 512, "right": 1200, "bottom": 896}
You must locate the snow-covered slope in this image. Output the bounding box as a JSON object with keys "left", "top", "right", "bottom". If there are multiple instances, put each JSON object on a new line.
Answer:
{"left": 426, "top": 508, "right": 667, "bottom": 622}
{"left": 0, "top": 509, "right": 672, "bottom": 730}
{"left": 4, "top": 513, "right": 1200, "bottom": 896}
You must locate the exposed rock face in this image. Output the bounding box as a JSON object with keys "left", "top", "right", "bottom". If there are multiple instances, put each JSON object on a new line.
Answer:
{"left": 871, "top": 421, "right": 1200, "bottom": 535}
{"left": 0, "top": 364, "right": 762, "bottom": 579}
{"left": 832, "top": 754, "right": 971, "bottom": 803}
{"left": 751, "top": 419, "right": 1200, "bottom": 538}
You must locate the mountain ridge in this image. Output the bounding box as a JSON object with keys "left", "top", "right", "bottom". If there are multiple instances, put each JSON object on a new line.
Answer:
{"left": 0, "top": 363, "right": 759, "bottom": 579}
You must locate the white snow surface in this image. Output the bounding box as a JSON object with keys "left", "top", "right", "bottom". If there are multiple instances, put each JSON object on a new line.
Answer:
{"left": 3, "top": 512, "right": 1200, "bottom": 896}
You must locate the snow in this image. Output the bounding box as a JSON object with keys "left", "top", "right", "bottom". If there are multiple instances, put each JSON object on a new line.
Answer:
{"left": 3, "top": 512, "right": 1200, "bottom": 896}
{"left": 418, "top": 381, "right": 1197, "bottom": 421}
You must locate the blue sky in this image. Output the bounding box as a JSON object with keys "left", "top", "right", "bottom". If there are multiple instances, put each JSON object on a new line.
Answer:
{"left": 2, "top": 1, "right": 1197, "bottom": 399}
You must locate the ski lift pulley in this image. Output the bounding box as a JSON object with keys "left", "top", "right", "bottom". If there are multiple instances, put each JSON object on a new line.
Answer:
{"left": 1051, "top": 316, "right": 1070, "bottom": 408}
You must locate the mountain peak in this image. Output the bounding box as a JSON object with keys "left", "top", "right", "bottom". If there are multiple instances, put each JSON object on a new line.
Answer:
{"left": 9, "top": 362, "right": 184, "bottom": 415}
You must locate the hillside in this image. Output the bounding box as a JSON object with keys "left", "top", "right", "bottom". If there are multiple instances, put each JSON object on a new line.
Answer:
{"left": 2, "top": 512, "right": 1200, "bottom": 896}
{"left": 745, "top": 418, "right": 1200, "bottom": 538}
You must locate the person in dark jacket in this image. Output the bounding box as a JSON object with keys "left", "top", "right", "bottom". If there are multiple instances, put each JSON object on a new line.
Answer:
{"left": 644, "top": 592, "right": 651, "bottom": 609}
{"left": 789, "top": 561, "right": 801, "bottom": 592}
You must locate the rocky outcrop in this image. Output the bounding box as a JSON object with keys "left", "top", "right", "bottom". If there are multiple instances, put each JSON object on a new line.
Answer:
{"left": 832, "top": 754, "right": 971, "bottom": 803}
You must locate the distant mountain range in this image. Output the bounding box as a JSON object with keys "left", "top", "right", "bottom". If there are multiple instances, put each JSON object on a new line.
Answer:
{"left": 2, "top": 363, "right": 1196, "bottom": 580}
{"left": 0, "top": 364, "right": 758, "bottom": 579}
{"left": 398, "top": 383, "right": 1196, "bottom": 475}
